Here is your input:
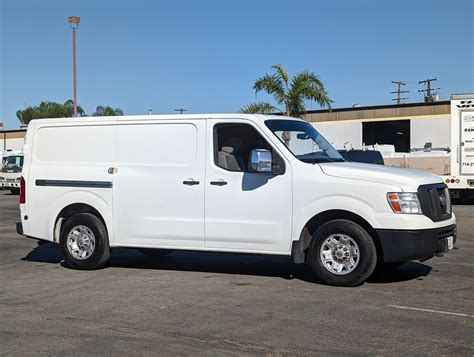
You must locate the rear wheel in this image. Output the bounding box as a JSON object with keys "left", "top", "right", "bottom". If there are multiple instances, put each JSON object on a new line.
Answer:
{"left": 11, "top": 188, "right": 20, "bottom": 195}
{"left": 308, "top": 219, "right": 377, "bottom": 287}
{"left": 60, "top": 213, "right": 111, "bottom": 270}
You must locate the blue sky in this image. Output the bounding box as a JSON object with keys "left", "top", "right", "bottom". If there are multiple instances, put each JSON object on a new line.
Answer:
{"left": 1, "top": 0, "right": 473, "bottom": 129}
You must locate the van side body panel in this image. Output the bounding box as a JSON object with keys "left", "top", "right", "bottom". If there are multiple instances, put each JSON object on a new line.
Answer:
{"left": 23, "top": 119, "right": 116, "bottom": 242}
{"left": 112, "top": 119, "right": 206, "bottom": 248}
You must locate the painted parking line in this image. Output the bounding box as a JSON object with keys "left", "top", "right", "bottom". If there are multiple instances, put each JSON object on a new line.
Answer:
{"left": 388, "top": 305, "right": 474, "bottom": 318}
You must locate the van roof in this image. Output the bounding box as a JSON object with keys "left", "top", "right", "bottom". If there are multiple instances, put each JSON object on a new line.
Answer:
{"left": 29, "top": 114, "right": 306, "bottom": 126}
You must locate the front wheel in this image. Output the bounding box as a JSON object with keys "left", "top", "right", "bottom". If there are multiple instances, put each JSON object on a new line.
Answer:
{"left": 60, "top": 213, "right": 111, "bottom": 270}
{"left": 307, "top": 219, "right": 377, "bottom": 287}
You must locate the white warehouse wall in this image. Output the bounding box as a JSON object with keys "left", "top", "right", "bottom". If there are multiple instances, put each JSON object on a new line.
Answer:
{"left": 410, "top": 117, "right": 451, "bottom": 149}
{"left": 313, "top": 121, "right": 362, "bottom": 149}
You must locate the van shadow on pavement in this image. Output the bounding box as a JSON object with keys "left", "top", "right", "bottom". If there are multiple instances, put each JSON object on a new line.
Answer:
{"left": 22, "top": 242, "right": 432, "bottom": 285}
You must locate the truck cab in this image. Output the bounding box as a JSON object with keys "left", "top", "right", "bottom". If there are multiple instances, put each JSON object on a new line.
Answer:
{"left": 17, "top": 114, "right": 456, "bottom": 286}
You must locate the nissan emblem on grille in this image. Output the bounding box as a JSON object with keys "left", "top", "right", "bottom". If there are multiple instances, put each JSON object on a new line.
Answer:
{"left": 439, "top": 192, "right": 446, "bottom": 207}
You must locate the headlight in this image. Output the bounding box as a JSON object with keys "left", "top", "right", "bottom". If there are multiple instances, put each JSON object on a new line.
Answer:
{"left": 387, "top": 192, "right": 422, "bottom": 214}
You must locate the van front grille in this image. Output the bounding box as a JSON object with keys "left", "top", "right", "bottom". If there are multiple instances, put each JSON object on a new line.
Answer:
{"left": 417, "top": 183, "right": 452, "bottom": 222}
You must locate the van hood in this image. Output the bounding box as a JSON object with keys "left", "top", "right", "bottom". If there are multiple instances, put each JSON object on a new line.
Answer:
{"left": 319, "top": 162, "right": 443, "bottom": 191}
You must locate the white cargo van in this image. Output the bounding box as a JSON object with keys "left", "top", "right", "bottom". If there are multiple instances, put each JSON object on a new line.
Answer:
{"left": 17, "top": 115, "right": 456, "bottom": 286}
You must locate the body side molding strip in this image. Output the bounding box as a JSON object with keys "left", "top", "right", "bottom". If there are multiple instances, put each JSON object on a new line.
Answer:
{"left": 35, "top": 179, "right": 113, "bottom": 188}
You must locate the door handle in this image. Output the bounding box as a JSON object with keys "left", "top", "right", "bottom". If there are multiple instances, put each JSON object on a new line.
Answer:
{"left": 210, "top": 179, "right": 227, "bottom": 186}
{"left": 108, "top": 167, "right": 118, "bottom": 174}
{"left": 183, "top": 179, "right": 200, "bottom": 186}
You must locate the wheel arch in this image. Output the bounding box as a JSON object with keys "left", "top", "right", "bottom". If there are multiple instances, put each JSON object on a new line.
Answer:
{"left": 53, "top": 203, "right": 108, "bottom": 243}
{"left": 291, "top": 209, "right": 383, "bottom": 264}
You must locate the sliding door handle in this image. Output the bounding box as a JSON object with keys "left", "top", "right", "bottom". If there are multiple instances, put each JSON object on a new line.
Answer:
{"left": 183, "top": 179, "right": 200, "bottom": 186}
{"left": 210, "top": 179, "right": 227, "bottom": 186}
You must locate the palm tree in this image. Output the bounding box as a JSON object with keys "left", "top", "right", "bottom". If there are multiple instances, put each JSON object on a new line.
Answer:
{"left": 62, "top": 99, "right": 86, "bottom": 117}
{"left": 242, "top": 64, "right": 332, "bottom": 117}
{"left": 240, "top": 102, "right": 277, "bottom": 114}
{"left": 92, "top": 105, "right": 124, "bottom": 116}
{"left": 16, "top": 100, "right": 85, "bottom": 125}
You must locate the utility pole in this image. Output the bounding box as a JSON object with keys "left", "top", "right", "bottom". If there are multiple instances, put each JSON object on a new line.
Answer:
{"left": 174, "top": 108, "right": 187, "bottom": 114}
{"left": 390, "top": 80, "right": 409, "bottom": 105}
{"left": 67, "top": 16, "right": 80, "bottom": 117}
{"left": 418, "top": 78, "right": 440, "bottom": 102}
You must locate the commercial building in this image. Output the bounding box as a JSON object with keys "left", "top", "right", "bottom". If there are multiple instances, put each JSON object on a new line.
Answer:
{"left": 303, "top": 101, "right": 451, "bottom": 152}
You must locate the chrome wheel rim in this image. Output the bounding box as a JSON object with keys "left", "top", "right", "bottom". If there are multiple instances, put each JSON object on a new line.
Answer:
{"left": 319, "top": 234, "right": 360, "bottom": 275}
{"left": 66, "top": 225, "right": 96, "bottom": 260}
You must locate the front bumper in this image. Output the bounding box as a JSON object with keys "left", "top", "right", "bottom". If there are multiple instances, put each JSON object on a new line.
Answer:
{"left": 376, "top": 224, "right": 456, "bottom": 262}
{"left": 1, "top": 181, "right": 20, "bottom": 188}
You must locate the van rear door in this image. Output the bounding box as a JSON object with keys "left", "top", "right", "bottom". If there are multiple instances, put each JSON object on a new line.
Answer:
{"left": 113, "top": 119, "right": 206, "bottom": 248}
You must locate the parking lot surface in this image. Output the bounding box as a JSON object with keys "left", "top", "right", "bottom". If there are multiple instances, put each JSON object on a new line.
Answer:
{"left": 0, "top": 190, "right": 473, "bottom": 355}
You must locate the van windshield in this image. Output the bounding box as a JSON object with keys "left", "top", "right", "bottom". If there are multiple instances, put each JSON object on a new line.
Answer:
{"left": 2, "top": 155, "right": 24, "bottom": 173}
{"left": 265, "top": 120, "right": 344, "bottom": 163}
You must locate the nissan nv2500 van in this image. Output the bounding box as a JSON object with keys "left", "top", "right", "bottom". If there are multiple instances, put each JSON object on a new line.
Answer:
{"left": 17, "top": 114, "right": 456, "bottom": 286}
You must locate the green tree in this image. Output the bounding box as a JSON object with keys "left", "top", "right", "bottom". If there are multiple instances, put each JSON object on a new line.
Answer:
{"left": 240, "top": 102, "right": 277, "bottom": 114}
{"left": 242, "top": 64, "right": 332, "bottom": 117}
{"left": 16, "top": 100, "right": 85, "bottom": 125}
{"left": 92, "top": 105, "right": 124, "bottom": 116}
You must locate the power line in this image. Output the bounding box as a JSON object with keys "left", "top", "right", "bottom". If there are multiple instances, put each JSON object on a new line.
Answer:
{"left": 418, "top": 78, "right": 440, "bottom": 102}
{"left": 390, "top": 80, "right": 409, "bottom": 105}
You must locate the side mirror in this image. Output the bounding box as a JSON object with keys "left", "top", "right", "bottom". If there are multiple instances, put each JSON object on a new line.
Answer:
{"left": 249, "top": 149, "right": 272, "bottom": 173}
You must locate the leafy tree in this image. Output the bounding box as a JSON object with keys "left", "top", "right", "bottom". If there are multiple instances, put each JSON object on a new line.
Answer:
{"left": 243, "top": 64, "right": 332, "bottom": 117}
{"left": 16, "top": 100, "right": 85, "bottom": 125}
{"left": 92, "top": 105, "right": 124, "bottom": 116}
{"left": 240, "top": 102, "right": 277, "bottom": 114}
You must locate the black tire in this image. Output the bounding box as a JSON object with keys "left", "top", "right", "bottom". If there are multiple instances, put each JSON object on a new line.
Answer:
{"left": 11, "top": 188, "right": 20, "bottom": 195}
{"left": 307, "top": 219, "right": 377, "bottom": 287}
{"left": 139, "top": 248, "right": 172, "bottom": 258}
{"left": 60, "top": 213, "right": 111, "bottom": 270}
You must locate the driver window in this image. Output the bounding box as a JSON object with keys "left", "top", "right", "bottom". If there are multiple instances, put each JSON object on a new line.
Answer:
{"left": 213, "top": 123, "right": 284, "bottom": 173}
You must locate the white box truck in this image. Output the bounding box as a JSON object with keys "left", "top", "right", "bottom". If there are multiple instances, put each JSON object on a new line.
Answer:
{"left": 1, "top": 149, "right": 23, "bottom": 194}
{"left": 16, "top": 114, "right": 456, "bottom": 286}
{"left": 442, "top": 94, "right": 474, "bottom": 199}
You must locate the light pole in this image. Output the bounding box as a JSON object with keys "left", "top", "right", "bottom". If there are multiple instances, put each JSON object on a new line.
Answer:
{"left": 67, "top": 16, "right": 80, "bottom": 117}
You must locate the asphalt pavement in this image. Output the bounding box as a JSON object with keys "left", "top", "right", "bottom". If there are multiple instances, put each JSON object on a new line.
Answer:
{"left": 0, "top": 190, "right": 473, "bottom": 355}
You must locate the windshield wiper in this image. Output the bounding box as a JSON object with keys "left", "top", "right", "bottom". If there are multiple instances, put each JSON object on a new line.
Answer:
{"left": 300, "top": 157, "right": 345, "bottom": 164}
